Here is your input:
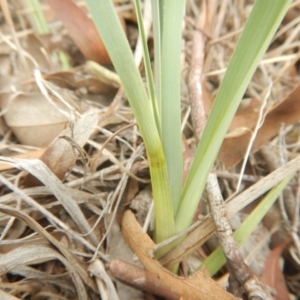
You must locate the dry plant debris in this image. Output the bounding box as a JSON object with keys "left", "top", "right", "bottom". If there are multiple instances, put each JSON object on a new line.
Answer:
{"left": 0, "top": 0, "right": 299, "bottom": 299}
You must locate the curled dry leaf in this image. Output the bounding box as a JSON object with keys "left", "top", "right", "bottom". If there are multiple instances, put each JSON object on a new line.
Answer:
{"left": 0, "top": 93, "right": 68, "bottom": 147}
{"left": 218, "top": 82, "right": 300, "bottom": 168}
{"left": 44, "top": 70, "right": 115, "bottom": 94}
{"left": 122, "top": 210, "right": 236, "bottom": 300}
{"left": 23, "top": 110, "right": 98, "bottom": 183}
{"left": 46, "top": 0, "right": 113, "bottom": 65}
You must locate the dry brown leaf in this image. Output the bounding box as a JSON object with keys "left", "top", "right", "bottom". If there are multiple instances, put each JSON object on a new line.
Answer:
{"left": 24, "top": 110, "right": 98, "bottom": 184}
{"left": 218, "top": 82, "right": 300, "bottom": 168}
{"left": 44, "top": 70, "right": 115, "bottom": 94}
{"left": 99, "top": 110, "right": 134, "bottom": 127}
{"left": 46, "top": 0, "right": 111, "bottom": 65}
{"left": 129, "top": 185, "right": 153, "bottom": 227}
{"left": 228, "top": 98, "right": 260, "bottom": 133}
{"left": 123, "top": 178, "right": 139, "bottom": 204}
{"left": 21, "top": 34, "right": 51, "bottom": 71}
{"left": 261, "top": 242, "right": 291, "bottom": 300}
{"left": 1, "top": 33, "right": 50, "bottom": 74}
{"left": 122, "top": 210, "right": 236, "bottom": 300}
{"left": 0, "top": 93, "right": 68, "bottom": 147}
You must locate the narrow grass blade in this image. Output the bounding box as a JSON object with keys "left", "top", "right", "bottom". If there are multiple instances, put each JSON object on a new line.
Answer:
{"left": 201, "top": 174, "right": 294, "bottom": 276}
{"left": 26, "top": 0, "right": 50, "bottom": 34}
{"left": 133, "top": 0, "right": 160, "bottom": 134}
{"left": 85, "top": 0, "right": 175, "bottom": 245}
{"left": 25, "top": 0, "right": 70, "bottom": 69}
{"left": 176, "top": 0, "right": 292, "bottom": 233}
{"left": 151, "top": 0, "right": 162, "bottom": 113}
{"left": 160, "top": 0, "right": 185, "bottom": 214}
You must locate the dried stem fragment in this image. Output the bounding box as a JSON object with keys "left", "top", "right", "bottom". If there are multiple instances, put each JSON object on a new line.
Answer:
{"left": 187, "top": 3, "right": 271, "bottom": 298}
{"left": 108, "top": 259, "right": 178, "bottom": 300}
{"left": 122, "top": 210, "right": 236, "bottom": 300}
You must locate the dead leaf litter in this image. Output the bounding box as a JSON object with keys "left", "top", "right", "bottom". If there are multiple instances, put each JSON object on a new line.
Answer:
{"left": 0, "top": 0, "right": 300, "bottom": 299}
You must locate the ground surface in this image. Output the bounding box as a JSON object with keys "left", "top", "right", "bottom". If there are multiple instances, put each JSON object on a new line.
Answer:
{"left": 0, "top": 0, "right": 300, "bottom": 299}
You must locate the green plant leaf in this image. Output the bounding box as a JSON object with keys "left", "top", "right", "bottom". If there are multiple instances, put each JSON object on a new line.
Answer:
{"left": 151, "top": 0, "right": 162, "bottom": 114}
{"left": 134, "top": 0, "right": 160, "bottom": 134}
{"left": 175, "top": 0, "right": 292, "bottom": 233}
{"left": 85, "top": 0, "right": 175, "bottom": 246}
{"left": 26, "top": 0, "right": 50, "bottom": 34}
{"left": 160, "top": 0, "right": 185, "bottom": 214}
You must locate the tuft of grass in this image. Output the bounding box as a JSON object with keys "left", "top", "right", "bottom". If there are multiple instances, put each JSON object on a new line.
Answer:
{"left": 85, "top": 0, "right": 292, "bottom": 264}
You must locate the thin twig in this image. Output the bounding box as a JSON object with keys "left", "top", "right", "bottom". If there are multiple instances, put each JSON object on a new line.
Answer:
{"left": 205, "top": 175, "right": 271, "bottom": 300}
{"left": 187, "top": 3, "right": 271, "bottom": 299}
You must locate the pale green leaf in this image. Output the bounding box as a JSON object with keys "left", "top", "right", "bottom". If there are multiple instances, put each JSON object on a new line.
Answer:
{"left": 85, "top": 0, "right": 175, "bottom": 245}
{"left": 176, "top": 0, "right": 292, "bottom": 233}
